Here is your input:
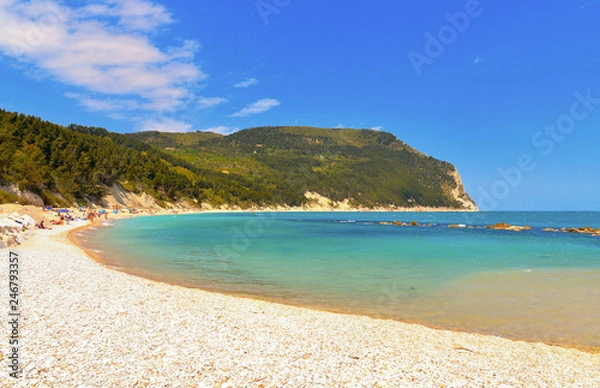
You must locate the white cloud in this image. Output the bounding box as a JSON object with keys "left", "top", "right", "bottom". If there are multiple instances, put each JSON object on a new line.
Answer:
{"left": 198, "top": 96, "right": 228, "bottom": 109}
{"left": 168, "top": 40, "right": 201, "bottom": 60}
{"left": 140, "top": 117, "right": 192, "bottom": 132}
{"left": 201, "top": 126, "right": 239, "bottom": 135}
{"left": 335, "top": 123, "right": 344, "bottom": 128}
{"left": 77, "top": 0, "right": 173, "bottom": 32}
{"left": 0, "top": 0, "right": 205, "bottom": 118}
{"left": 473, "top": 55, "right": 485, "bottom": 64}
{"left": 234, "top": 77, "right": 258, "bottom": 88}
{"left": 371, "top": 126, "right": 383, "bottom": 131}
{"left": 231, "top": 98, "right": 280, "bottom": 117}
{"left": 65, "top": 92, "right": 140, "bottom": 112}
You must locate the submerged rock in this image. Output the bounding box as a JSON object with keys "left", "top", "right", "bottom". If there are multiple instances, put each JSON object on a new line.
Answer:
{"left": 543, "top": 226, "right": 600, "bottom": 235}
{"left": 391, "top": 221, "right": 420, "bottom": 227}
{"left": 487, "top": 222, "right": 512, "bottom": 230}
{"left": 487, "top": 223, "right": 531, "bottom": 232}
{"left": 567, "top": 226, "right": 600, "bottom": 235}
{"left": 543, "top": 228, "right": 559, "bottom": 232}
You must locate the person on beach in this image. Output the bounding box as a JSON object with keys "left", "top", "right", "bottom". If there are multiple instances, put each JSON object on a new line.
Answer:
{"left": 36, "top": 220, "right": 51, "bottom": 230}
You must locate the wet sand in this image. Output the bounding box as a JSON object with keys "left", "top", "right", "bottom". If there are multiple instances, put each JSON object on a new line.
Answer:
{"left": 403, "top": 269, "right": 600, "bottom": 351}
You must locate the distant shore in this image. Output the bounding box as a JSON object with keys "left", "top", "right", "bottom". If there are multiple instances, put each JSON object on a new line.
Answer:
{"left": 2, "top": 214, "right": 599, "bottom": 385}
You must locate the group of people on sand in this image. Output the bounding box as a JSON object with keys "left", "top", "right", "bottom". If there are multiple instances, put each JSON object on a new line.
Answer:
{"left": 36, "top": 211, "right": 69, "bottom": 229}
{"left": 85, "top": 209, "right": 108, "bottom": 222}
{"left": 35, "top": 208, "right": 91, "bottom": 229}
{"left": 27, "top": 205, "right": 115, "bottom": 231}
{"left": 32, "top": 205, "right": 121, "bottom": 230}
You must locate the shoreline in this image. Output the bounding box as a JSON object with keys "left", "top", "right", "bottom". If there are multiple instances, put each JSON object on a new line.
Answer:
{"left": 72, "top": 216, "right": 600, "bottom": 354}
{"left": 2, "top": 224, "right": 600, "bottom": 385}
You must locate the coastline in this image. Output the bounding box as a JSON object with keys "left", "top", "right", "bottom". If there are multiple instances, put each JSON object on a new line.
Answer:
{"left": 2, "top": 222, "right": 600, "bottom": 385}
{"left": 74, "top": 213, "right": 600, "bottom": 353}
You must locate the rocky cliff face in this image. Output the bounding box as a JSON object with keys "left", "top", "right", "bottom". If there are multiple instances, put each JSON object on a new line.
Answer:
{"left": 100, "top": 184, "right": 165, "bottom": 211}
{"left": 447, "top": 169, "right": 479, "bottom": 211}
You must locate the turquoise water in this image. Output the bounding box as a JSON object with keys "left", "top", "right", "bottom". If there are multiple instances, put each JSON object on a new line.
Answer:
{"left": 79, "top": 212, "right": 600, "bottom": 348}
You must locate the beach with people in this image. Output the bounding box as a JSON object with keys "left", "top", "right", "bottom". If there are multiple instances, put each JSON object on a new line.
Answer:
{"left": 1, "top": 205, "right": 599, "bottom": 386}
{"left": 2, "top": 0, "right": 600, "bottom": 385}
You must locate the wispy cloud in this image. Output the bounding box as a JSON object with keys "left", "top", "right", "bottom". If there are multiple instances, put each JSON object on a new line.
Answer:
{"left": 198, "top": 96, "right": 228, "bottom": 109}
{"left": 140, "top": 117, "right": 192, "bottom": 132}
{"left": 231, "top": 98, "right": 280, "bottom": 117}
{"left": 77, "top": 0, "right": 173, "bottom": 32}
{"left": 65, "top": 92, "right": 140, "bottom": 112}
{"left": 473, "top": 55, "right": 485, "bottom": 64}
{"left": 201, "top": 125, "right": 239, "bottom": 135}
{"left": 234, "top": 77, "right": 258, "bottom": 88}
{"left": 335, "top": 124, "right": 344, "bottom": 128}
{"left": 371, "top": 126, "right": 383, "bottom": 131}
{"left": 0, "top": 0, "right": 204, "bottom": 125}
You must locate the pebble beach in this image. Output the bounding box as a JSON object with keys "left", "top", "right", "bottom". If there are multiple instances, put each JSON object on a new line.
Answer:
{"left": 1, "top": 223, "right": 599, "bottom": 387}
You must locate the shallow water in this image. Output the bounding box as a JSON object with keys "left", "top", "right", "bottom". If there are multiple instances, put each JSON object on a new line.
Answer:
{"left": 79, "top": 211, "right": 600, "bottom": 349}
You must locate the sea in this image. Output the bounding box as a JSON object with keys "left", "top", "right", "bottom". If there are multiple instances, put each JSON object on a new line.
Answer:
{"left": 77, "top": 211, "right": 600, "bottom": 349}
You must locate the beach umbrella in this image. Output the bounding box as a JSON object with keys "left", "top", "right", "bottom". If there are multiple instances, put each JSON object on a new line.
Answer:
{"left": 56, "top": 209, "right": 71, "bottom": 213}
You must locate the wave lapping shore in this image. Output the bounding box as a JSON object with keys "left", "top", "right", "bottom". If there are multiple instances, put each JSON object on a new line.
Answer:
{"left": 1, "top": 225, "right": 599, "bottom": 387}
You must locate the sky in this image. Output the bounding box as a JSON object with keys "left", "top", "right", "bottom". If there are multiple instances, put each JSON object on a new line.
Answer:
{"left": 0, "top": 0, "right": 599, "bottom": 211}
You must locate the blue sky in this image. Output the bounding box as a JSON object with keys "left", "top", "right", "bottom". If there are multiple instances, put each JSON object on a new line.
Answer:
{"left": 1, "top": 0, "right": 599, "bottom": 210}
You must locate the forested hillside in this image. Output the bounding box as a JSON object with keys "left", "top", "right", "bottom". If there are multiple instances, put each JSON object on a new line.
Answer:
{"left": 0, "top": 109, "right": 476, "bottom": 210}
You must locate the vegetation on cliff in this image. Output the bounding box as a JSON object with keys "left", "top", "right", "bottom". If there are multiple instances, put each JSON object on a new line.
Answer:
{"left": 0, "top": 109, "right": 476, "bottom": 209}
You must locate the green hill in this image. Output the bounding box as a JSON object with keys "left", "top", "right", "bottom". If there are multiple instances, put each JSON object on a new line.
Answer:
{"left": 0, "top": 109, "right": 477, "bottom": 210}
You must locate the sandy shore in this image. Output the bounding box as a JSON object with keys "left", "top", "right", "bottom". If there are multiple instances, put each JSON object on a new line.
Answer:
{"left": 1, "top": 224, "right": 599, "bottom": 387}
